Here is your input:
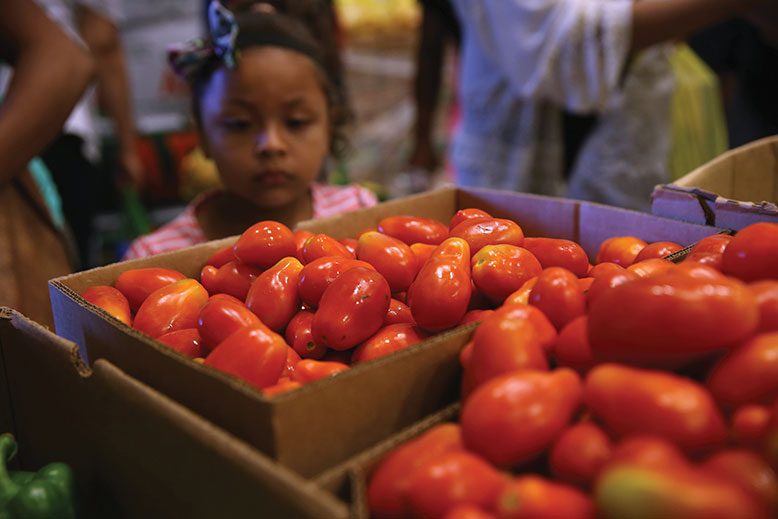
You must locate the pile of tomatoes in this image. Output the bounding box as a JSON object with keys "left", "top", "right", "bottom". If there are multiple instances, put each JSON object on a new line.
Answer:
{"left": 366, "top": 221, "right": 778, "bottom": 518}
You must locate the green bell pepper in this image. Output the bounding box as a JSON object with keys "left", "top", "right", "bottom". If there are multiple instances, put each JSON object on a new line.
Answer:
{"left": 0, "top": 433, "right": 76, "bottom": 519}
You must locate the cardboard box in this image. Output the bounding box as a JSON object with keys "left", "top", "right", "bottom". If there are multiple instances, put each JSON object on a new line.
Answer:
{"left": 49, "top": 187, "right": 722, "bottom": 478}
{"left": 652, "top": 135, "right": 778, "bottom": 229}
{"left": 0, "top": 307, "right": 347, "bottom": 518}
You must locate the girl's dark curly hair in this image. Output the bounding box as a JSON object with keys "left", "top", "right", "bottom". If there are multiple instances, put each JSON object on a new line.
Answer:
{"left": 191, "top": 7, "right": 349, "bottom": 157}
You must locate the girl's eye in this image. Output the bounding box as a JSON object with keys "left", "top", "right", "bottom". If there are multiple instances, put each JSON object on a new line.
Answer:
{"left": 222, "top": 118, "right": 251, "bottom": 131}
{"left": 287, "top": 118, "right": 311, "bottom": 130}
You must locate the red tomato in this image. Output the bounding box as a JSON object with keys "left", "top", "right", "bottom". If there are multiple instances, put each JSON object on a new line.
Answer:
{"left": 408, "top": 237, "right": 472, "bottom": 331}
{"left": 368, "top": 423, "right": 464, "bottom": 518}
{"left": 471, "top": 245, "right": 542, "bottom": 304}
{"left": 205, "top": 244, "right": 236, "bottom": 268}
{"left": 732, "top": 405, "right": 771, "bottom": 448}
{"left": 199, "top": 260, "right": 262, "bottom": 301}
{"left": 588, "top": 262, "right": 624, "bottom": 279}
{"left": 114, "top": 267, "right": 186, "bottom": 312}
{"left": 297, "top": 256, "right": 375, "bottom": 308}
{"left": 352, "top": 323, "right": 428, "bottom": 363}
{"left": 357, "top": 231, "right": 418, "bottom": 293}
{"left": 282, "top": 347, "right": 301, "bottom": 378}
{"left": 528, "top": 267, "right": 586, "bottom": 330}
{"left": 492, "top": 303, "right": 557, "bottom": 352}
{"left": 81, "top": 285, "right": 132, "bottom": 326}
{"left": 134, "top": 279, "right": 209, "bottom": 338}
{"left": 340, "top": 238, "right": 358, "bottom": 256}
{"left": 495, "top": 476, "right": 595, "bottom": 519}
{"left": 291, "top": 359, "right": 349, "bottom": 384}
{"left": 750, "top": 281, "right": 778, "bottom": 333}
{"left": 293, "top": 229, "right": 313, "bottom": 262}
{"left": 463, "top": 309, "right": 548, "bottom": 397}
{"left": 626, "top": 258, "right": 674, "bottom": 278}
{"left": 459, "top": 309, "right": 494, "bottom": 326}
{"left": 690, "top": 234, "right": 733, "bottom": 255}
{"left": 197, "top": 293, "right": 261, "bottom": 351}
{"left": 449, "top": 208, "right": 492, "bottom": 230}
{"left": 443, "top": 504, "right": 495, "bottom": 519}
{"left": 707, "top": 332, "right": 778, "bottom": 408}
{"left": 384, "top": 298, "right": 415, "bottom": 326}
{"left": 503, "top": 277, "right": 537, "bottom": 306}
{"left": 585, "top": 364, "right": 727, "bottom": 453}
{"left": 723, "top": 223, "right": 778, "bottom": 282}
{"left": 410, "top": 242, "right": 437, "bottom": 268}
{"left": 595, "top": 236, "right": 647, "bottom": 267}
{"left": 701, "top": 449, "right": 778, "bottom": 513}
{"left": 449, "top": 218, "right": 525, "bottom": 255}
{"left": 634, "top": 241, "right": 684, "bottom": 262}
{"left": 461, "top": 369, "right": 582, "bottom": 467}
{"left": 684, "top": 251, "right": 724, "bottom": 271}
{"left": 262, "top": 377, "right": 302, "bottom": 397}
{"left": 157, "top": 328, "right": 206, "bottom": 358}
{"left": 522, "top": 237, "right": 589, "bottom": 277}
{"left": 245, "top": 257, "right": 303, "bottom": 332}
{"left": 549, "top": 422, "right": 612, "bottom": 488}
{"left": 302, "top": 233, "right": 354, "bottom": 263}
{"left": 285, "top": 310, "right": 327, "bottom": 359}
{"left": 604, "top": 435, "right": 686, "bottom": 470}
{"left": 588, "top": 269, "right": 759, "bottom": 367}
{"left": 312, "top": 267, "right": 391, "bottom": 350}
{"left": 578, "top": 277, "right": 595, "bottom": 293}
{"left": 233, "top": 220, "right": 296, "bottom": 269}
{"left": 378, "top": 215, "right": 449, "bottom": 245}
{"left": 406, "top": 451, "right": 507, "bottom": 519}
{"left": 205, "top": 325, "right": 287, "bottom": 390}
{"left": 553, "top": 316, "right": 594, "bottom": 375}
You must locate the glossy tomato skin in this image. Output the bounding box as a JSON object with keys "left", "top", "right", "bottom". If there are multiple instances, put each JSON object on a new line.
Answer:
{"left": 459, "top": 309, "right": 494, "bottom": 326}
{"left": 81, "top": 285, "right": 132, "bottom": 326}
{"left": 585, "top": 364, "right": 727, "bottom": 453}
{"left": 449, "top": 208, "right": 492, "bottom": 230}
{"left": 461, "top": 369, "right": 582, "bottom": 467}
{"left": 199, "top": 260, "right": 262, "bottom": 301}
{"left": 204, "top": 324, "right": 288, "bottom": 389}
{"left": 368, "top": 423, "right": 464, "bottom": 518}
{"left": 312, "top": 267, "right": 391, "bottom": 350}
{"left": 293, "top": 229, "right": 313, "bottom": 262}
{"left": 750, "top": 281, "right": 778, "bottom": 332}
{"left": 503, "top": 277, "right": 538, "bottom": 306}
{"left": 408, "top": 237, "right": 472, "bottom": 332}
{"left": 595, "top": 236, "right": 647, "bottom": 267}
{"left": 302, "top": 233, "right": 354, "bottom": 263}
{"left": 245, "top": 257, "right": 303, "bottom": 332}
{"left": 340, "top": 238, "right": 358, "bottom": 256}
{"left": 528, "top": 267, "right": 586, "bottom": 330}
{"left": 290, "top": 359, "right": 349, "bottom": 384}
{"left": 205, "top": 244, "right": 236, "bottom": 268}
{"left": 553, "top": 316, "right": 595, "bottom": 375}
{"left": 134, "top": 279, "right": 209, "bottom": 338}
{"left": 197, "top": 293, "right": 261, "bottom": 351}
{"left": 285, "top": 310, "right": 327, "bottom": 359}
{"left": 707, "top": 332, "right": 778, "bottom": 408}
{"left": 357, "top": 231, "right": 418, "bottom": 293}
{"left": 723, "top": 223, "right": 778, "bottom": 282}
{"left": 297, "top": 256, "right": 375, "bottom": 308}
{"left": 233, "top": 220, "right": 296, "bottom": 269}
{"left": 549, "top": 422, "right": 612, "bottom": 488}
{"left": 406, "top": 450, "right": 507, "bottom": 519}
{"left": 157, "top": 328, "right": 206, "bottom": 358}
{"left": 522, "top": 237, "right": 589, "bottom": 277}
{"left": 114, "top": 267, "right": 186, "bottom": 312}
{"left": 410, "top": 242, "right": 437, "bottom": 268}
{"left": 378, "top": 215, "right": 449, "bottom": 245}
{"left": 384, "top": 298, "right": 415, "bottom": 326}
{"left": 586, "top": 269, "right": 639, "bottom": 308}
{"left": 588, "top": 268, "right": 759, "bottom": 367}
{"left": 449, "top": 218, "right": 525, "bottom": 255}
{"left": 634, "top": 241, "right": 684, "bottom": 262}
{"left": 262, "top": 377, "right": 302, "bottom": 397}
{"left": 690, "top": 234, "right": 733, "bottom": 255}
{"left": 701, "top": 449, "right": 778, "bottom": 514}
{"left": 627, "top": 258, "right": 674, "bottom": 278}
{"left": 352, "top": 323, "right": 428, "bottom": 363}
{"left": 471, "top": 245, "right": 542, "bottom": 304}
{"left": 731, "top": 405, "right": 771, "bottom": 448}
{"left": 495, "top": 476, "right": 595, "bottom": 519}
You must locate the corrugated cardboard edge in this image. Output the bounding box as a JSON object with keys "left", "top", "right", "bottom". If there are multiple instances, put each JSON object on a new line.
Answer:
{"left": 0, "top": 307, "right": 348, "bottom": 518}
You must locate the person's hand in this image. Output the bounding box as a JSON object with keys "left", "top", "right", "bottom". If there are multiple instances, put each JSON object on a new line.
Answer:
{"left": 118, "top": 147, "right": 145, "bottom": 188}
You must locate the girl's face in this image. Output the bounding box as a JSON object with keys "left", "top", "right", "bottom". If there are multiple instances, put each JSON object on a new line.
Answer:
{"left": 198, "top": 46, "right": 330, "bottom": 210}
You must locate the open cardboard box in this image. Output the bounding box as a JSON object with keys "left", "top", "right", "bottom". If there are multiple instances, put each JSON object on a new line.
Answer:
{"left": 0, "top": 308, "right": 347, "bottom": 518}
{"left": 49, "top": 187, "right": 722, "bottom": 478}
{"left": 652, "top": 135, "right": 778, "bottom": 229}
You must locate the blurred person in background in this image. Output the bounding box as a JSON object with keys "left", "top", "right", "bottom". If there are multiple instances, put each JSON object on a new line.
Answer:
{"left": 0, "top": 0, "right": 94, "bottom": 325}
{"left": 449, "top": 0, "right": 776, "bottom": 212}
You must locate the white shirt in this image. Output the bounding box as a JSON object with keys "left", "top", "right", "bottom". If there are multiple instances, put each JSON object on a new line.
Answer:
{"left": 451, "top": 0, "right": 674, "bottom": 211}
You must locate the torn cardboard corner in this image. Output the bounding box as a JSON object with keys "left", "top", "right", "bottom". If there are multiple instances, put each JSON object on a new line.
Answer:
{"left": 0, "top": 307, "right": 347, "bottom": 519}
{"left": 49, "top": 186, "right": 722, "bottom": 478}
{"left": 652, "top": 135, "right": 778, "bottom": 229}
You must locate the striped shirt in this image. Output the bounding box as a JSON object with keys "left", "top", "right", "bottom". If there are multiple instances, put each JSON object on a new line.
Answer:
{"left": 123, "top": 183, "right": 378, "bottom": 260}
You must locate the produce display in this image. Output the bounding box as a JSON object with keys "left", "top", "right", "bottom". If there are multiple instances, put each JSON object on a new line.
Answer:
{"left": 365, "top": 221, "right": 778, "bottom": 518}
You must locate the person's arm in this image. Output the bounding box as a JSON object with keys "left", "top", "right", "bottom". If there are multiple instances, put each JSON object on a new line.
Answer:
{"left": 631, "top": 0, "right": 762, "bottom": 53}
{"left": 0, "top": 0, "right": 94, "bottom": 186}
{"left": 78, "top": 5, "right": 143, "bottom": 186}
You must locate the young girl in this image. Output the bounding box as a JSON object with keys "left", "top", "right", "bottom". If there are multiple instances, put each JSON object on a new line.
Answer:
{"left": 124, "top": 1, "right": 376, "bottom": 259}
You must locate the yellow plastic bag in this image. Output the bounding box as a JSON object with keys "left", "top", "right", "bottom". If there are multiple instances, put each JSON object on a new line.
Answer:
{"left": 668, "top": 44, "right": 728, "bottom": 180}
